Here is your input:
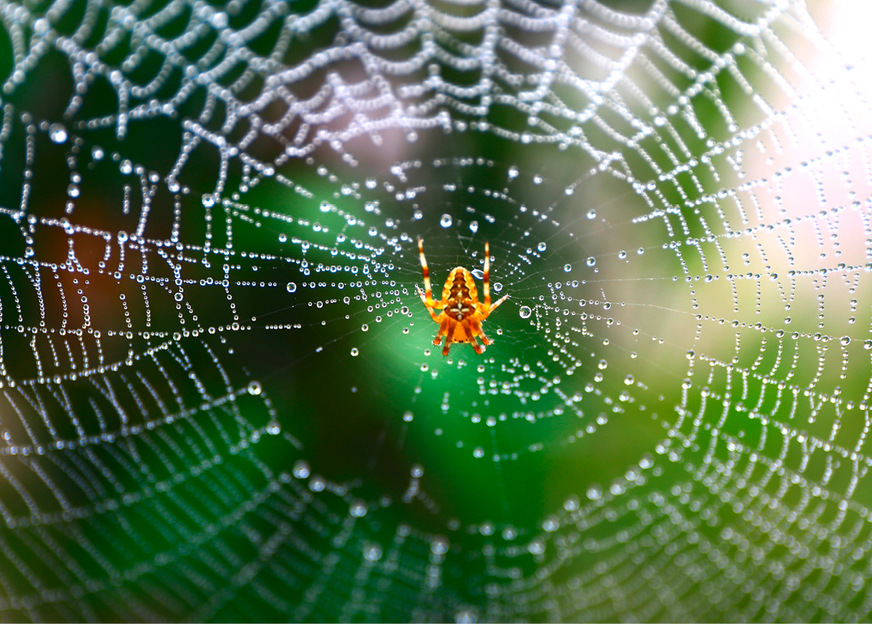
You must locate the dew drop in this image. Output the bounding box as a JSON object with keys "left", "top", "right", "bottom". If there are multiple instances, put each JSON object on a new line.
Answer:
{"left": 440, "top": 214, "right": 453, "bottom": 228}
{"left": 48, "top": 123, "right": 67, "bottom": 144}
{"left": 286, "top": 282, "right": 297, "bottom": 293}
{"left": 293, "top": 461, "right": 310, "bottom": 479}
{"left": 350, "top": 501, "right": 367, "bottom": 517}
{"left": 563, "top": 263, "right": 572, "bottom": 272}
{"left": 363, "top": 543, "right": 382, "bottom": 562}
{"left": 431, "top": 536, "right": 449, "bottom": 555}
{"left": 455, "top": 608, "right": 478, "bottom": 624}
{"left": 519, "top": 306, "right": 532, "bottom": 319}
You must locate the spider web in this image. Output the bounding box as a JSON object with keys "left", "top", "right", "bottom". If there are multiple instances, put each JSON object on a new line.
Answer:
{"left": 1, "top": 0, "right": 871, "bottom": 620}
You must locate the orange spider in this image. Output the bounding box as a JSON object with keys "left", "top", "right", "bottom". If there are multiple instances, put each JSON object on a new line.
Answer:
{"left": 416, "top": 238, "right": 508, "bottom": 356}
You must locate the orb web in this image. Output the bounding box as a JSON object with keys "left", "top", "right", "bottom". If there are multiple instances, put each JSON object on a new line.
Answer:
{"left": 1, "top": 0, "right": 871, "bottom": 621}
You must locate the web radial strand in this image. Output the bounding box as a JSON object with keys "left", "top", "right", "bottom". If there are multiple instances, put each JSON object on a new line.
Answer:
{"left": 0, "top": 0, "right": 871, "bottom": 621}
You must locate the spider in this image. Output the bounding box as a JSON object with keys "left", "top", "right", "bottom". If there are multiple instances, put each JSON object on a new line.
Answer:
{"left": 416, "top": 238, "right": 509, "bottom": 356}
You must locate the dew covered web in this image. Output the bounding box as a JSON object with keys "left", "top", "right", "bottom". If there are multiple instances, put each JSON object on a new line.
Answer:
{"left": 2, "top": 0, "right": 872, "bottom": 620}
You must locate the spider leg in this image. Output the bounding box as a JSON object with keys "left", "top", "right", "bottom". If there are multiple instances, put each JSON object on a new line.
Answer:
{"left": 489, "top": 293, "right": 509, "bottom": 314}
{"left": 483, "top": 241, "right": 491, "bottom": 308}
{"left": 478, "top": 329, "right": 492, "bottom": 346}
{"left": 417, "top": 238, "right": 440, "bottom": 308}
{"left": 470, "top": 318, "right": 492, "bottom": 345}
{"left": 434, "top": 316, "right": 452, "bottom": 346}
{"left": 441, "top": 318, "right": 458, "bottom": 355}
{"left": 416, "top": 285, "right": 442, "bottom": 323}
{"left": 476, "top": 293, "right": 509, "bottom": 321}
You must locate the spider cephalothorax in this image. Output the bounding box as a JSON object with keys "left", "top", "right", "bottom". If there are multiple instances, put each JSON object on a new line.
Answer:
{"left": 416, "top": 238, "right": 508, "bottom": 355}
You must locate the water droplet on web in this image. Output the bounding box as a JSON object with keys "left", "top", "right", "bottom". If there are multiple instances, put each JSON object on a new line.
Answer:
{"left": 48, "top": 123, "right": 67, "bottom": 143}
{"left": 586, "top": 209, "right": 596, "bottom": 220}
{"left": 402, "top": 410, "right": 414, "bottom": 422}
{"left": 266, "top": 421, "right": 280, "bottom": 435}
{"left": 430, "top": 536, "right": 449, "bottom": 555}
{"left": 840, "top": 336, "right": 851, "bottom": 346}
{"left": 864, "top": 340, "right": 872, "bottom": 350}
{"left": 455, "top": 608, "right": 478, "bottom": 624}
{"left": 469, "top": 220, "right": 478, "bottom": 233}
{"left": 440, "top": 214, "right": 453, "bottom": 228}
{"left": 247, "top": 381, "right": 262, "bottom": 395}
{"left": 597, "top": 359, "right": 608, "bottom": 370}
{"left": 473, "top": 447, "right": 484, "bottom": 458}
{"left": 586, "top": 257, "right": 596, "bottom": 267}
{"left": 293, "top": 461, "right": 310, "bottom": 479}
{"left": 350, "top": 501, "right": 367, "bottom": 517}
{"left": 537, "top": 242, "right": 547, "bottom": 252}
{"left": 586, "top": 485, "right": 602, "bottom": 500}
{"left": 519, "top": 306, "right": 532, "bottom": 319}
{"left": 363, "top": 543, "right": 382, "bottom": 561}
{"left": 286, "top": 282, "right": 297, "bottom": 293}
{"left": 563, "top": 264, "right": 572, "bottom": 272}
{"left": 350, "top": 347, "right": 359, "bottom": 356}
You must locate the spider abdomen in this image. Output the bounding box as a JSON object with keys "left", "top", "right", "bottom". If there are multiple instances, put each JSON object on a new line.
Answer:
{"left": 442, "top": 267, "right": 479, "bottom": 319}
